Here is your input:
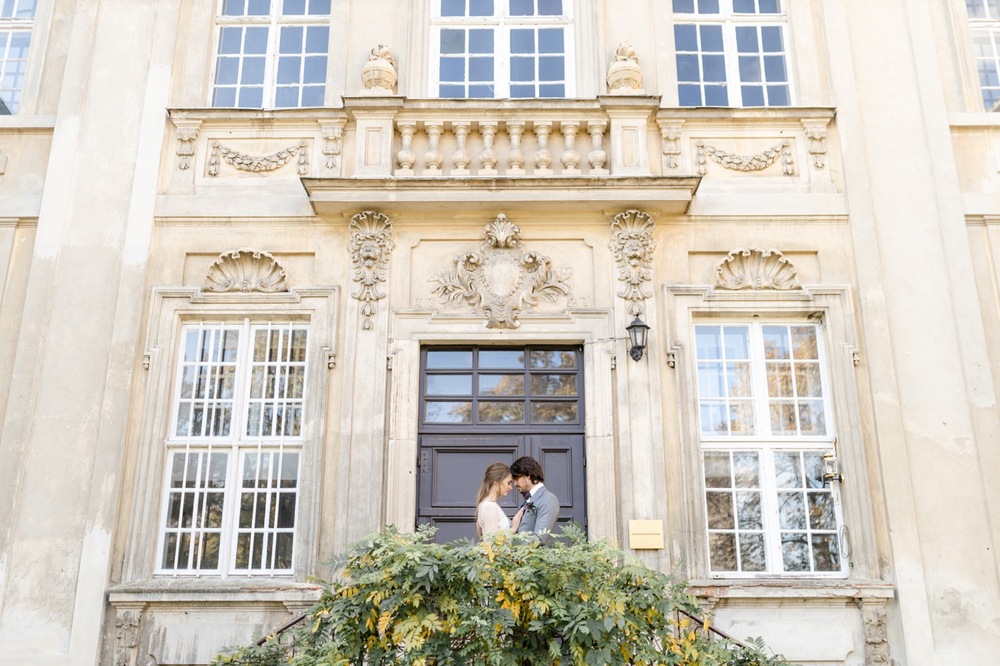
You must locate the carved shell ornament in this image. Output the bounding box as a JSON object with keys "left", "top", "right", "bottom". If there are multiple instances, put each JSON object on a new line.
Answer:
{"left": 610, "top": 210, "right": 655, "bottom": 316}
{"left": 203, "top": 249, "right": 288, "bottom": 293}
{"left": 715, "top": 248, "right": 800, "bottom": 290}
{"left": 431, "top": 214, "right": 572, "bottom": 329}
{"left": 349, "top": 211, "right": 395, "bottom": 330}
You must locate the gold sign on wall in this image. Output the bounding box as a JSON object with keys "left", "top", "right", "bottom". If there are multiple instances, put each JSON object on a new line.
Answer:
{"left": 628, "top": 520, "right": 665, "bottom": 550}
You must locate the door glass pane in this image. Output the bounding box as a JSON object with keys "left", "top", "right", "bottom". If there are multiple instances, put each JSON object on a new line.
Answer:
{"left": 480, "top": 374, "right": 525, "bottom": 395}
{"left": 425, "top": 401, "right": 472, "bottom": 423}
{"left": 479, "top": 350, "right": 524, "bottom": 368}
{"left": 529, "top": 350, "right": 576, "bottom": 368}
{"left": 478, "top": 401, "right": 525, "bottom": 423}
{"left": 427, "top": 350, "right": 472, "bottom": 368}
{"left": 426, "top": 374, "right": 473, "bottom": 395}
{"left": 530, "top": 402, "right": 577, "bottom": 423}
{"left": 529, "top": 374, "right": 576, "bottom": 395}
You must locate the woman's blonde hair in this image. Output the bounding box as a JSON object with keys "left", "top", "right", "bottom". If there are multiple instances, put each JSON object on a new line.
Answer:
{"left": 476, "top": 462, "right": 511, "bottom": 506}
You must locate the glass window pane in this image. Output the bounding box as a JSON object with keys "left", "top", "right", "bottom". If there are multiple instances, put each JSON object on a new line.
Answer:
{"left": 241, "top": 56, "right": 265, "bottom": 84}
{"left": 767, "top": 84, "right": 790, "bottom": 106}
{"left": 529, "top": 374, "right": 575, "bottom": 395}
{"left": 511, "top": 29, "right": 534, "bottom": 53}
{"left": 245, "top": 27, "right": 268, "bottom": 55}
{"left": 767, "top": 361, "right": 793, "bottom": 397}
{"left": 510, "top": 0, "right": 532, "bottom": 15}
{"left": 794, "top": 362, "right": 822, "bottom": 397}
{"left": 480, "top": 374, "right": 525, "bottom": 395}
{"left": 539, "top": 56, "right": 564, "bottom": 81}
{"left": 764, "top": 55, "right": 786, "bottom": 82}
{"left": 728, "top": 362, "right": 752, "bottom": 397}
{"left": 679, "top": 84, "right": 702, "bottom": 106}
{"left": 248, "top": 0, "right": 270, "bottom": 14}
{"left": 709, "top": 533, "right": 737, "bottom": 570}
{"left": 479, "top": 350, "right": 524, "bottom": 368}
{"left": 279, "top": 26, "right": 303, "bottom": 53}
{"left": 700, "top": 24, "right": 724, "bottom": 52}
{"left": 426, "top": 374, "right": 473, "bottom": 395}
{"left": 698, "top": 362, "right": 725, "bottom": 398}
{"left": 729, "top": 401, "right": 754, "bottom": 434}
{"left": 702, "top": 54, "right": 726, "bottom": 82}
{"left": 303, "top": 55, "right": 326, "bottom": 84}
{"left": 706, "top": 491, "right": 735, "bottom": 529}
{"left": 791, "top": 326, "right": 818, "bottom": 359}
{"left": 736, "top": 491, "right": 762, "bottom": 530}
{"left": 426, "top": 350, "right": 472, "bottom": 368}
{"left": 675, "top": 24, "right": 697, "bottom": 52}
{"left": 736, "top": 26, "right": 759, "bottom": 53}
{"left": 425, "top": 401, "right": 472, "bottom": 423}
{"left": 300, "top": 85, "right": 324, "bottom": 106}
{"left": 739, "top": 55, "right": 762, "bottom": 82}
{"left": 695, "top": 326, "right": 721, "bottom": 359}
{"left": 703, "top": 452, "right": 732, "bottom": 488}
{"left": 812, "top": 534, "right": 841, "bottom": 571}
{"left": 469, "top": 57, "right": 493, "bottom": 81}
{"left": 479, "top": 401, "right": 525, "bottom": 423}
{"left": 529, "top": 350, "right": 576, "bottom": 368}
{"left": 740, "top": 533, "right": 766, "bottom": 571}
{"left": 701, "top": 402, "right": 728, "bottom": 434}
{"left": 677, "top": 54, "right": 701, "bottom": 83}
{"left": 797, "top": 401, "right": 826, "bottom": 435}
{"left": 761, "top": 26, "right": 784, "bottom": 52}
{"left": 774, "top": 451, "right": 803, "bottom": 488}
{"left": 440, "top": 57, "right": 465, "bottom": 82}
{"left": 733, "top": 0, "right": 755, "bottom": 11}
{"left": 804, "top": 451, "right": 826, "bottom": 489}
{"left": 538, "top": 83, "right": 564, "bottom": 97}
{"left": 305, "top": 26, "right": 328, "bottom": 52}
{"left": 538, "top": 28, "right": 564, "bottom": 53}
{"left": 530, "top": 402, "right": 577, "bottom": 423}
{"left": 704, "top": 84, "right": 728, "bottom": 105}
{"left": 763, "top": 325, "right": 790, "bottom": 359}
{"left": 469, "top": 28, "right": 494, "bottom": 54}
{"left": 778, "top": 491, "right": 806, "bottom": 529}
{"left": 742, "top": 85, "right": 765, "bottom": 106}
{"left": 538, "top": 0, "right": 561, "bottom": 15}
{"left": 470, "top": 0, "right": 493, "bottom": 15}
{"left": 276, "top": 57, "right": 300, "bottom": 84}
{"left": 219, "top": 27, "right": 243, "bottom": 55}
{"left": 673, "top": 0, "right": 695, "bottom": 12}
{"left": 440, "top": 29, "right": 465, "bottom": 54}
{"left": 284, "top": 0, "right": 306, "bottom": 15}
{"left": 781, "top": 534, "right": 810, "bottom": 571}
{"left": 308, "top": 0, "right": 331, "bottom": 14}
{"left": 807, "top": 492, "right": 836, "bottom": 530}
{"left": 441, "top": 0, "right": 464, "bottom": 16}
{"left": 733, "top": 452, "right": 759, "bottom": 487}
{"left": 760, "top": 0, "right": 780, "bottom": 12}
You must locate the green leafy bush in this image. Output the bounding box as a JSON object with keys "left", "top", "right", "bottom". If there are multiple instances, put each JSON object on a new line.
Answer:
{"left": 213, "top": 525, "right": 786, "bottom": 666}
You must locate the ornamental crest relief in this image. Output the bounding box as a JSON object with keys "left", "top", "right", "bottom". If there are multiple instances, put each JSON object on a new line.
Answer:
{"left": 431, "top": 214, "right": 571, "bottom": 328}
{"left": 349, "top": 211, "right": 395, "bottom": 330}
{"left": 610, "top": 209, "right": 655, "bottom": 317}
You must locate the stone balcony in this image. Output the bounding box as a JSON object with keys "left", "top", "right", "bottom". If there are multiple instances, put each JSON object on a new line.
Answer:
{"left": 164, "top": 100, "right": 838, "bottom": 218}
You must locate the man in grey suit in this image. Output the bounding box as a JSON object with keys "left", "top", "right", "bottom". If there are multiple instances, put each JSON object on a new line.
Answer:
{"left": 511, "top": 456, "right": 560, "bottom": 543}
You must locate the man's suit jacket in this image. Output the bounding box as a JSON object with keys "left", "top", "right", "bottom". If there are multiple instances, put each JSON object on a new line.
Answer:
{"left": 516, "top": 485, "right": 560, "bottom": 541}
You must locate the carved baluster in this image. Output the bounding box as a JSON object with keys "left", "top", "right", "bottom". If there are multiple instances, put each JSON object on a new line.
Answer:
{"left": 587, "top": 121, "right": 608, "bottom": 175}
{"left": 424, "top": 121, "right": 444, "bottom": 176}
{"left": 451, "top": 121, "right": 471, "bottom": 176}
{"left": 560, "top": 121, "right": 581, "bottom": 175}
{"left": 533, "top": 121, "right": 553, "bottom": 175}
{"left": 396, "top": 120, "right": 417, "bottom": 176}
{"left": 507, "top": 121, "right": 526, "bottom": 175}
{"left": 479, "top": 121, "right": 498, "bottom": 176}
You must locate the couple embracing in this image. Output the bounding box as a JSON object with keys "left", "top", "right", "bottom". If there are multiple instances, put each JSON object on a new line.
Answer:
{"left": 475, "top": 456, "right": 559, "bottom": 543}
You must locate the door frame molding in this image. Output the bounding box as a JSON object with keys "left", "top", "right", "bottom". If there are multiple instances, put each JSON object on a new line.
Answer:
{"left": 385, "top": 310, "right": 618, "bottom": 541}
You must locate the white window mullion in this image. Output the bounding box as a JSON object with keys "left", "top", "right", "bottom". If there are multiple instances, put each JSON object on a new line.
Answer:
{"left": 263, "top": 11, "right": 281, "bottom": 108}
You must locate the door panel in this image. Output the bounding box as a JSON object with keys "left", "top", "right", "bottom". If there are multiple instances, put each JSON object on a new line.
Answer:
{"left": 416, "top": 346, "right": 587, "bottom": 543}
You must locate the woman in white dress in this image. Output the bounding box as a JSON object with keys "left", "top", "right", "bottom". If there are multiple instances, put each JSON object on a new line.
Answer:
{"left": 475, "top": 462, "right": 521, "bottom": 537}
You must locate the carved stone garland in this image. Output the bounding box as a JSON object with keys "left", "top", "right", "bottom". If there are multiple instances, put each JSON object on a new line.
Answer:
{"left": 610, "top": 209, "right": 655, "bottom": 317}
{"left": 208, "top": 140, "right": 309, "bottom": 176}
{"left": 432, "top": 214, "right": 571, "bottom": 329}
{"left": 715, "top": 248, "right": 800, "bottom": 291}
{"left": 203, "top": 249, "right": 288, "bottom": 293}
{"left": 349, "top": 211, "right": 395, "bottom": 330}
{"left": 696, "top": 140, "right": 794, "bottom": 176}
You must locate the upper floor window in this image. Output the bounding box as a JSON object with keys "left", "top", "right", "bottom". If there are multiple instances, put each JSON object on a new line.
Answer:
{"left": 695, "top": 322, "right": 846, "bottom": 577}
{"left": 430, "top": 0, "right": 573, "bottom": 98}
{"left": 673, "top": 0, "right": 791, "bottom": 107}
{"left": 157, "top": 321, "right": 309, "bottom": 575}
{"left": 966, "top": 0, "right": 1000, "bottom": 109}
{"left": 211, "top": 0, "right": 329, "bottom": 109}
{"left": 0, "top": 0, "right": 35, "bottom": 114}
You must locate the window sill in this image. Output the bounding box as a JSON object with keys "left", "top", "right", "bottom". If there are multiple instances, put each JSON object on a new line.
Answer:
{"left": 108, "top": 580, "right": 323, "bottom": 608}
{"left": 688, "top": 579, "right": 894, "bottom": 604}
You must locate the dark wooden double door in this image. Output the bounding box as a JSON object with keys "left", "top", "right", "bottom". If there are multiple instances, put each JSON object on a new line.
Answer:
{"left": 416, "top": 346, "right": 587, "bottom": 543}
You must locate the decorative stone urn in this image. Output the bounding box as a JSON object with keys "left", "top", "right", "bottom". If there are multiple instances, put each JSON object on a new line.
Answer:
{"left": 361, "top": 44, "right": 397, "bottom": 95}
{"left": 606, "top": 41, "right": 644, "bottom": 94}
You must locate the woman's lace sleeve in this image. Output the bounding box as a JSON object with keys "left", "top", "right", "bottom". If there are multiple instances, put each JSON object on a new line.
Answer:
{"left": 478, "top": 502, "right": 506, "bottom": 535}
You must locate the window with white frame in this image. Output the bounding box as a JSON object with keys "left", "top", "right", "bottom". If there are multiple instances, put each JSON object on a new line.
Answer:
{"left": 672, "top": 0, "right": 791, "bottom": 107}
{"left": 157, "top": 321, "right": 308, "bottom": 575}
{"left": 211, "top": 0, "right": 329, "bottom": 109}
{"left": 430, "top": 0, "right": 573, "bottom": 98}
{"left": 966, "top": 0, "right": 1000, "bottom": 110}
{"left": 0, "top": 0, "right": 35, "bottom": 114}
{"left": 695, "top": 321, "right": 846, "bottom": 576}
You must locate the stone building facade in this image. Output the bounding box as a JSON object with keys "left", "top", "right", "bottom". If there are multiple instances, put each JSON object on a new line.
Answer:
{"left": 0, "top": 0, "right": 999, "bottom": 664}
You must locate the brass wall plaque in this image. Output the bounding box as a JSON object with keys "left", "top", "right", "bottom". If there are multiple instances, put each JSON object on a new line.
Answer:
{"left": 628, "top": 519, "right": 665, "bottom": 550}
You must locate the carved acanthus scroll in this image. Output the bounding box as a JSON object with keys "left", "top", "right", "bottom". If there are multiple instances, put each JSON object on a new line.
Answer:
{"left": 114, "top": 608, "right": 141, "bottom": 666}
{"left": 203, "top": 249, "right": 288, "bottom": 293}
{"left": 431, "top": 214, "right": 571, "bottom": 329}
{"left": 715, "top": 248, "right": 800, "bottom": 291}
{"left": 208, "top": 140, "right": 309, "bottom": 176}
{"left": 610, "top": 209, "right": 655, "bottom": 317}
{"left": 696, "top": 140, "right": 794, "bottom": 176}
{"left": 349, "top": 211, "right": 395, "bottom": 330}
{"left": 861, "top": 602, "right": 890, "bottom": 665}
